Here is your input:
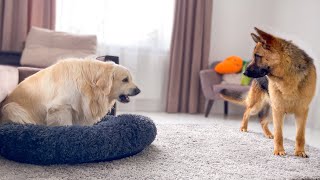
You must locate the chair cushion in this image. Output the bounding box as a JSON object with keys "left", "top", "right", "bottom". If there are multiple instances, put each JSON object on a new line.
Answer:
{"left": 221, "top": 73, "right": 242, "bottom": 85}
{"left": 212, "top": 84, "right": 250, "bottom": 99}
{"left": 20, "top": 27, "right": 97, "bottom": 68}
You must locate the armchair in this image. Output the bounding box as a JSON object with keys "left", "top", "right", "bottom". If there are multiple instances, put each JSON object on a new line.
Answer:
{"left": 200, "top": 62, "right": 250, "bottom": 117}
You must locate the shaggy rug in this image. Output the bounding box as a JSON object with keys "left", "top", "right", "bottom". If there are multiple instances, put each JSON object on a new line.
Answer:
{"left": 0, "top": 120, "right": 320, "bottom": 180}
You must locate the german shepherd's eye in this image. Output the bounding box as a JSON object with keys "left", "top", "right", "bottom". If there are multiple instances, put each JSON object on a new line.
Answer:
{"left": 254, "top": 54, "right": 262, "bottom": 61}
{"left": 122, "top": 77, "right": 129, "bottom": 83}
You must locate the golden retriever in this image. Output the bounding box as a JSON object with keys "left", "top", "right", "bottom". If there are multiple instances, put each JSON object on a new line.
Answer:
{"left": 0, "top": 58, "right": 140, "bottom": 126}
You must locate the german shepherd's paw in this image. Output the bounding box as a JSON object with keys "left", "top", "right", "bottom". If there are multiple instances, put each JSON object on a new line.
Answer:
{"left": 273, "top": 149, "right": 286, "bottom": 156}
{"left": 264, "top": 134, "right": 274, "bottom": 139}
{"left": 294, "top": 151, "right": 309, "bottom": 158}
{"left": 240, "top": 127, "right": 247, "bottom": 132}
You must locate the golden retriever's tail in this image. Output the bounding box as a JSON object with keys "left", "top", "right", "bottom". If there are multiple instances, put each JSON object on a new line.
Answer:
{"left": 1, "top": 102, "right": 34, "bottom": 124}
{"left": 219, "top": 89, "right": 246, "bottom": 106}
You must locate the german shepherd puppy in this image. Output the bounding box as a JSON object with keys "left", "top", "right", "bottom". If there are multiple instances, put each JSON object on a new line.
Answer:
{"left": 221, "top": 28, "right": 317, "bottom": 158}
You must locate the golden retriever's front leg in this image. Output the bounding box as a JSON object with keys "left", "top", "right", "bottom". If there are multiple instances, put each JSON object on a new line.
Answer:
{"left": 46, "top": 104, "right": 74, "bottom": 126}
{"left": 294, "top": 108, "right": 309, "bottom": 158}
{"left": 272, "top": 109, "right": 286, "bottom": 156}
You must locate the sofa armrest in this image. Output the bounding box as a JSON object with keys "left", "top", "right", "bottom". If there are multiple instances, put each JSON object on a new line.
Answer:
{"left": 200, "top": 69, "right": 222, "bottom": 98}
{"left": 18, "top": 67, "right": 43, "bottom": 83}
{"left": 0, "top": 65, "right": 19, "bottom": 102}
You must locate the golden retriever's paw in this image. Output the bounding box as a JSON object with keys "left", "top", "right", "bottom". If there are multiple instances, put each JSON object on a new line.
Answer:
{"left": 294, "top": 151, "right": 309, "bottom": 158}
{"left": 264, "top": 134, "right": 274, "bottom": 139}
{"left": 273, "top": 149, "right": 286, "bottom": 156}
{"left": 240, "top": 127, "right": 247, "bottom": 132}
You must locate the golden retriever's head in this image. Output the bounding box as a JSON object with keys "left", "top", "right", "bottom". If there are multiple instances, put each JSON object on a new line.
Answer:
{"left": 108, "top": 64, "right": 140, "bottom": 103}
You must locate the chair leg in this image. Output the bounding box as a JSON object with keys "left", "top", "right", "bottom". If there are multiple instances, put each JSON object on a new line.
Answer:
{"left": 224, "top": 101, "right": 228, "bottom": 115}
{"left": 205, "top": 100, "right": 214, "bottom": 117}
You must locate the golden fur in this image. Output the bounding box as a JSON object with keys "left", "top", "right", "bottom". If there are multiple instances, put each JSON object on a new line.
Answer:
{"left": 0, "top": 58, "right": 140, "bottom": 126}
{"left": 221, "top": 28, "right": 316, "bottom": 158}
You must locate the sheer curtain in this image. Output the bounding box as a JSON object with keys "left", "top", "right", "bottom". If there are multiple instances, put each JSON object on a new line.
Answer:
{"left": 56, "top": 0, "right": 174, "bottom": 112}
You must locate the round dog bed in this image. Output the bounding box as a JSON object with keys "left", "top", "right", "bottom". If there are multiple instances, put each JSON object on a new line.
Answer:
{"left": 0, "top": 114, "right": 157, "bottom": 165}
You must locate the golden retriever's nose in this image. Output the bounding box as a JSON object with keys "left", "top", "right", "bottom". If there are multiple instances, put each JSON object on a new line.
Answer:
{"left": 133, "top": 88, "right": 141, "bottom": 95}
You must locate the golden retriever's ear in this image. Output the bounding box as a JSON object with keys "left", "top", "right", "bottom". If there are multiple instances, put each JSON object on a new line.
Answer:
{"left": 95, "top": 62, "right": 115, "bottom": 95}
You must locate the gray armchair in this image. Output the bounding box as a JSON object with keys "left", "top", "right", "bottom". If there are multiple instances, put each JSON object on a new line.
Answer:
{"left": 200, "top": 62, "right": 250, "bottom": 117}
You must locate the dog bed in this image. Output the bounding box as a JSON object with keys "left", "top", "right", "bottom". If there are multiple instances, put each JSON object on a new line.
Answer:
{"left": 0, "top": 114, "right": 157, "bottom": 165}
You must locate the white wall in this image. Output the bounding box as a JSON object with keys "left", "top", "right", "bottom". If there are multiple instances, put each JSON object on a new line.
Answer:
{"left": 209, "top": 0, "right": 320, "bottom": 129}
{"left": 210, "top": 0, "right": 276, "bottom": 62}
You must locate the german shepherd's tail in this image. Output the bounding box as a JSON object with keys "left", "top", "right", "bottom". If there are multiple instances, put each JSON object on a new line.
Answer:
{"left": 219, "top": 89, "right": 246, "bottom": 106}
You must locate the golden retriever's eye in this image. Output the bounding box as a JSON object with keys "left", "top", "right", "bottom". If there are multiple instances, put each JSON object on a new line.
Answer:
{"left": 122, "top": 77, "right": 129, "bottom": 83}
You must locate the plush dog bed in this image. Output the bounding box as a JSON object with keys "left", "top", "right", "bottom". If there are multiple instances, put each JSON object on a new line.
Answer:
{"left": 0, "top": 114, "right": 157, "bottom": 165}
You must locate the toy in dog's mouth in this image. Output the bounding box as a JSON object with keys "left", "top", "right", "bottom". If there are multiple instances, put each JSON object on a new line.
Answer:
{"left": 119, "top": 94, "right": 130, "bottom": 103}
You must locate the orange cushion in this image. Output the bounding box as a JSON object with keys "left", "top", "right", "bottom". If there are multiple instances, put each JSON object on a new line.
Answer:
{"left": 214, "top": 56, "right": 243, "bottom": 74}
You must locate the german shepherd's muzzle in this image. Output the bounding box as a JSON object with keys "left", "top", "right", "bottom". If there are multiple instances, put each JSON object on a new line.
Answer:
{"left": 243, "top": 55, "right": 270, "bottom": 78}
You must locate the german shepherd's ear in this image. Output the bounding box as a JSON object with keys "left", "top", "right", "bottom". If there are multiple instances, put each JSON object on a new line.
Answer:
{"left": 251, "top": 32, "right": 270, "bottom": 50}
{"left": 251, "top": 33, "right": 261, "bottom": 43}
{"left": 254, "top": 27, "right": 276, "bottom": 49}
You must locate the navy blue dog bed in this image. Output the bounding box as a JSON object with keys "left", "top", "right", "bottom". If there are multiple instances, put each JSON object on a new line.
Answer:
{"left": 0, "top": 114, "right": 157, "bottom": 165}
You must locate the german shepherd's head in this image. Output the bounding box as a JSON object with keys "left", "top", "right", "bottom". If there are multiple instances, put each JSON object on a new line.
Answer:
{"left": 244, "top": 27, "right": 284, "bottom": 78}
{"left": 245, "top": 28, "right": 313, "bottom": 78}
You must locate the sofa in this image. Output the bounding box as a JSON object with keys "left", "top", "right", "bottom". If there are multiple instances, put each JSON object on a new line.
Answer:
{"left": 0, "top": 27, "right": 122, "bottom": 115}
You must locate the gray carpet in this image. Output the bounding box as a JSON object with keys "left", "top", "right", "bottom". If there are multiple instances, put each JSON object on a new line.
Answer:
{"left": 1, "top": 121, "right": 320, "bottom": 180}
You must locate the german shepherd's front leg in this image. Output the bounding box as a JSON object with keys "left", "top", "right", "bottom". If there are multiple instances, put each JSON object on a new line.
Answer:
{"left": 272, "top": 109, "right": 286, "bottom": 156}
{"left": 294, "top": 108, "right": 309, "bottom": 158}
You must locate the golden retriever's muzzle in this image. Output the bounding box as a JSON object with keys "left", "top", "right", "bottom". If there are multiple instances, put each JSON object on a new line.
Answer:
{"left": 119, "top": 87, "right": 141, "bottom": 103}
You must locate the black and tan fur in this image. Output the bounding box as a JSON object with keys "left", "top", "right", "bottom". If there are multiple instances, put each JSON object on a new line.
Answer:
{"left": 221, "top": 28, "right": 317, "bottom": 158}
{"left": 220, "top": 77, "right": 273, "bottom": 139}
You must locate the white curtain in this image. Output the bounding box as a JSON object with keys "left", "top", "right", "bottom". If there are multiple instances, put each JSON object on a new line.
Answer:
{"left": 56, "top": 0, "right": 174, "bottom": 112}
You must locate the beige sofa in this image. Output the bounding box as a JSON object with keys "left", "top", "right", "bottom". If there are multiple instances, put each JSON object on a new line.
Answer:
{"left": 0, "top": 27, "right": 120, "bottom": 115}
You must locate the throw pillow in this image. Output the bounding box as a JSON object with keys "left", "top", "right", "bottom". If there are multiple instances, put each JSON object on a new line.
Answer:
{"left": 20, "top": 27, "right": 97, "bottom": 68}
{"left": 214, "top": 56, "right": 243, "bottom": 74}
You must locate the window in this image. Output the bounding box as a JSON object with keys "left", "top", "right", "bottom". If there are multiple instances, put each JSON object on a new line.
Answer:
{"left": 56, "top": 0, "right": 174, "bottom": 111}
